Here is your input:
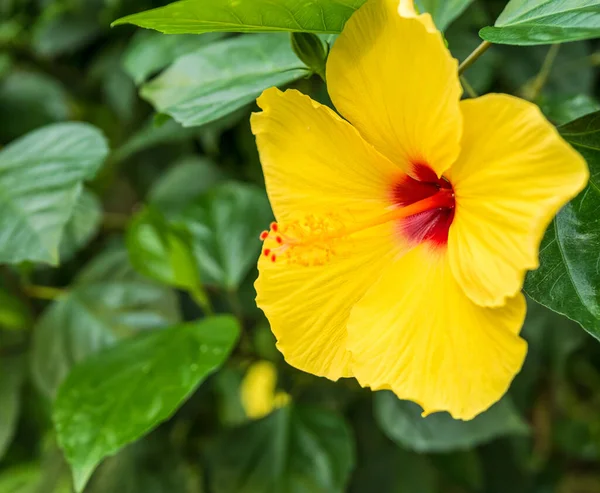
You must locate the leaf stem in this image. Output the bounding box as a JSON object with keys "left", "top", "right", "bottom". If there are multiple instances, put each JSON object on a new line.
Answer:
{"left": 458, "top": 40, "right": 492, "bottom": 75}
{"left": 23, "top": 284, "right": 66, "bottom": 300}
{"left": 523, "top": 44, "right": 560, "bottom": 101}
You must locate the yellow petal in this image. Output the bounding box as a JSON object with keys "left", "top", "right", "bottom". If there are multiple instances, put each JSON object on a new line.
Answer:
{"left": 398, "top": 0, "right": 437, "bottom": 32}
{"left": 326, "top": 0, "right": 462, "bottom": 176}
{"left": 241, "top": 361, "right": 280, "bottom": 419}
{"left": 251, "top": 87, "right": 401, "bottom": 223}
{"left": 256, "top": 223, "right": 397, "bottom": 380}
{"left": 446, "top": 94, "right": 589, "bottom": 307}
{"left": 348, "top": 246, "right": 527, "bottom": 420}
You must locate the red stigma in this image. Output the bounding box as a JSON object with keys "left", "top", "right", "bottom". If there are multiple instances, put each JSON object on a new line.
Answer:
{"left": 276, "top": 236, "right": 283, "bottom": 244}
{"left": 263, "top": 248, "right": 271, "bottom": 256}
{"left": 391, "top": 163, "right": 455, "bottom": 247}
{"left": 271, "top": 254, "right": 277, "bottom": 262}
{"left": 259, "top": 231, "right": 269, "bottom": 241}
{"left": 270, "top": 222, "right": 278, "bottom": 232}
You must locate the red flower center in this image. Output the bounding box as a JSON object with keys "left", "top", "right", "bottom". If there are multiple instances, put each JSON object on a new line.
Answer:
{"left": 392, "top": 163, "right": 455, "bottom": 247}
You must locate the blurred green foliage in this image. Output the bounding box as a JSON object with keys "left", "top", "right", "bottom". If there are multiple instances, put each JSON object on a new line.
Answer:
{"left": 1, "top": 0, "right": 600, "bottom": 492}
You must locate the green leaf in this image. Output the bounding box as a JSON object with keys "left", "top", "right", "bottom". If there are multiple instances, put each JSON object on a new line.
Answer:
{"left": 0, "top": 123, "right": 108, "bottom": 265}
{"left": 0, "top": 70, "right": 70, "bottom": 142}
{"left": 375, "top": 392, "right": 528, "bottom": 453}
{"left": 54, "top": 316, "right": 240, "bottom": 493}
{"left": 415, "top": 0, "right": 475, "bottom": 31}
{"left": 539, "top": 94, "right": 600, "bottom": 125}
{"left": 525, "top": 111, "right": 600, "bottom": 340}
{"left": 113, "top": 0, "right": 364, "bottom": 34}
{"left": 58, "top": 189, "right": 102, "bottom": 262}
{"left": 0, "top": 356, "right": 25, "bottom": 460}
{"left": 32, "top": 13, "right": 101, "bottom": 57}
{"left": 173, "top": 182, "right": 272, "bottom": 290}
{"left": 122, "top": 31, "right": 224, "bottom": 85}
{"left": 480, "top": 0, "right": 600, "bottom": 45}
{"left": 140, "top": 33, "right": 309, "bottom": 127}
{"left": 126, "top": 207, "right": 202, "bottom": 292}
{"left": 87, "top": 436, "right": 204, "bottom": 493}
{"left": 208, "top": 405, "right": 354, "bottom": 493}
{"left": 148, "top": 157, "right": 224, "bottom": 215}
{"left": 31, "top": 244, "right": 180, "bottom": 398}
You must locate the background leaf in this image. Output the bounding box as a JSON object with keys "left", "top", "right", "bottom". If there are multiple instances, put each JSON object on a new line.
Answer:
{"left": 122, "top": 31, "right": 224, "bottom": 85}
{"left": 0, "top": 123, "right": 108, "bottom": 265}
{"left": 31, "top": 244, "right": 180, "bottom": 397}
{"left": 113, "top": 0, "right": 365, "bottom": 34}
{"left": 140, "top": 33, "right": 309, "bottom": 128}
{"left": 375, "top": 392, "right": 529, "bottom": 453}
{"left": 480, "top": 0, "right": 600, "bottom": 45}
{"left": 525, "top": 111, "right": 600, "bottom": 340}
{"left": 54, "top": 316, "right": 240, "bottom": 492}
{"left": 172, "top": 182, "right": 272, "bottom": 290}
{"left": 208, "top": 405, "right": 354, "bottom": 493}
{"left": 416, "top": 0, "right": 475, "bottom": 31}
{"left": 126, "top": 207, "right": 201, "bottom": 292}
{"left": 0, "top": 356, "right": 24, "bottom": 460}
{"left": 58, "top": 189, "right": 102, "bottom": 263}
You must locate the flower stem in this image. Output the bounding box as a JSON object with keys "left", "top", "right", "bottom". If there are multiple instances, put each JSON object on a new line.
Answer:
{"left": 458, "top": 41, "right": 492, "bottom": 75}
{"left": 460, "top": 75, "right": 478, "bottom": 98}
{"left": 523, "top": 44, "right": 560, "bottom": 101}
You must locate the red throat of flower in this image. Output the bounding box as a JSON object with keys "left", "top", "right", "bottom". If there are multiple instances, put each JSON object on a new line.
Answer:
{"left": 259, "top": 163, "right": 456, "bottom": 265}
{"left": 392, "top": 163, "right": 456, "bottom": 247}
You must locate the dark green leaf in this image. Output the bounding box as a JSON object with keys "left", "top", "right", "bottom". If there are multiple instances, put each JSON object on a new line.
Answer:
{"left": 539, "top": 94, "right": 600, "bottom": 126}
{"left": 0, "top": 123, "right": 108, "bottom": 265}
{"left": 148, "top": 157, "right": 224, "bottom": 215}
{"left": 58, "top": 189, "right": 102, "bottom": 262}
{"left": 31, "top": 245, "right": 180, "bottom": 398}
{"left": 0, "top": 356, "right": 25, "bottom": 460}
{"left": 87, "top": 436, "right": 204, "bottom": 493}
{"left": 32, "top": 14, "right": 101, "bottom": 57}
{"left": 209, "top": 405, "right": 354, "bottom": 493}
{"left": 480, "top": 0, "right": 600, "bottom": 45}
{"left": 0, "top": 70, "right": 70, "bottom": 142}
{"left": 122, "top": 31, "right": 224, "bottom": 85}
{"left": 140, "top": 34, "right": 309, "bottom": 127}
{"left": 375, "top": 392, "right": 528, "bottom": 453}
{"left": 525, "top": 111, "right": 600, "bottom": 340}
{"left": 54, "top": 316, "right": 240, "bottom": 492}
{"left": 126, "top": 207, "right": 202, "bottom": 291}
{"left": 173, "top": 182, "right": 272, "bottom": 290}
{"left": 416, "top": 0, "right": 474, "bottom": 31}
{"left": 113, "top": 0, "right": 364, "bottom": 34}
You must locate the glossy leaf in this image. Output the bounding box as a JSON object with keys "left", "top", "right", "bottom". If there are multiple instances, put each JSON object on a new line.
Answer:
{"left": 54, "top": 316, "right": 240, "bottom": 492}
{"left": 375, "top": 392, "right": 528, "bottom": 453}
{"left": 0, "top": 123, "right": 108, "bottom": 265}
{"left": 525, "top": 111, "right": 600, "bottom": 340}
{"left": 416, "top": 0, "right": 475, "bottom": 31}
{"left": 113, "top": 0, "right": 364, "bottom": 34}
{"left": 480, "top": 0, "right": 600, "bottom": 46}
{"left": 122, "top": 31, "right": 224, "bottom": 85}
{"left": 31, "top": 245, "right": 180, "bottom": 398}
{"left": 126, "top": 207, "right": 201, "bottom": 291}
{"left": 148, "top": 157, "right": 224, "bottom": 215}
{"left": 209, "top": 405, "right": 354, "bottom": 493}
{"left": 140, "top": 34, "right": 309, "bottom": 127}
{"left": 173, "top": 182, "right": 272, "bottom": 290}
{"left": 59, "top": 189, "right": 102, "bottom": 262}
{"left": 0, "top": 356, "right": 25, "bottom": 460}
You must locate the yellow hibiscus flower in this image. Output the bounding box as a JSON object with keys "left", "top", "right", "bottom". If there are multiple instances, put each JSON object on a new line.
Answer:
{"left": 250, "top": 0, "right": 589, "bottom": 420}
